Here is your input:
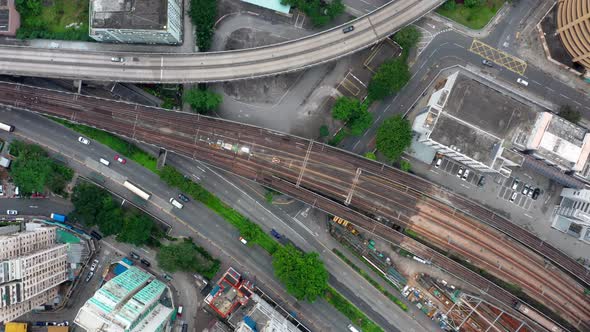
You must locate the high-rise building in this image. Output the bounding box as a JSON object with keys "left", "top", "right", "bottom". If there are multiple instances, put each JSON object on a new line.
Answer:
{"left": 89, "top": 0, "right": 183, "bottom": 45}
{"left": 0, "top": 223, "right": 68, "bottom": 322}
{"left": 74, "top": 266, "right": 173, "bottom": 332}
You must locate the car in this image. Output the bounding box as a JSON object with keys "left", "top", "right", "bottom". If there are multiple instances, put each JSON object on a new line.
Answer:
{"left": 6, "top": 210, "right": 17, "bottom": 215}
{"left": 521, "top": 185, "right": 530, "bottom": 196}
{"left": 90, "top": 230, "right": 102, "bottom": 240}
{"left": 35, "top": 322, "right": 46, "bottom": 326}
{"left": 114, "top": 155, "right": 127, "bottom": 164}
{"left": 178, "top": 193, "right": 189, "bottom": 203}
{"left": 78, "top": 136, "right": 90, "bottom": 145}
{"left": 435, "top": 158, "right": 442, "bottom": 168}
{"left": 111, "top": 56, "right": 125, "bottom": 62}
{"left": 239, "top": 236, "right": 248, "bottom": 245}
{"left": 93, "top": 259, "right": 99, "bottom": 265}
{"left": 0, "top": 185, "right": 3, "bottom": 196}
{"left": 516, "top": 78, "right": 529, "bottom": 87}
{"left": 477, "top": 176, "right": 486, "bottom": 187}
{"left": 14, "top": 187, "right": 19, "bottom": 197}
{"left": 462, "top": 169, "right": 470, "bottom": 180}
{"left": 130, "top": 251, "right": 140, "bottom": 260}
{"left": 90, "top": 262, "right": 97, "bottom": 272}
{"left": 511, "top": 178, "right": 520, "bottom": 190}
{"left": 482, "top": 59, "right": 493, "bottom": 67}
{"left": 457, "top": 167, "right": 464, "bottom": 178}
{"left": 140, "top": 258, "right": 151, "bottom": 267}
{"left": 509, "top": 192, "right": 518, "bottom": 202}
{"left": 85, "top": 271, "right": 94, "bottom": 282}
{"left": 163, "top": 274, "right": 173, "bottom": 281}
{"left": 527, "top": 187, "right": 534, "bottom": 198}
{"left": 342, "top": 25, "right": 354, "bottom": 33}
{"left": 532, "top": 188, "right": 541, "bottom": 200}
{"left": 270, "top": 229, "right": 282, "bottom": 239}
{"left": 177, "top": 305, "right": 184, "bottom": 317}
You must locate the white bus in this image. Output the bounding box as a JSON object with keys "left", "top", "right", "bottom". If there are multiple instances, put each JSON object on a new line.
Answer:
{"left": 0, "top": 122, "right": 14, "bottom": 132}
{"left": 123, "top": 180, "right": 151, "bottom": 200}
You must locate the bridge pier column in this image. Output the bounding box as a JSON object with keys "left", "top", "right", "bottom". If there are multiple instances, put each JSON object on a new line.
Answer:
{"left": 157, "top": 148, "right": 167, "bottom": 170}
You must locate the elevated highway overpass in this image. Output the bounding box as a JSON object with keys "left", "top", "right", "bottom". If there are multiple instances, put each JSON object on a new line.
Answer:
{"left": 0, "top": 0, "right": 443, "bottom": 83}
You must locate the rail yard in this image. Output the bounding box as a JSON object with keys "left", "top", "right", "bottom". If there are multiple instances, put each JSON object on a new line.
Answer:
{"left": 0, "top": 82, "right": 588, "bottom": 331}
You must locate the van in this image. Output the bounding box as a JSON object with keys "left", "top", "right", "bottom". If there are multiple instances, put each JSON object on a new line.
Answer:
{"left": 170, "top": 198, "right": 184, "bottom": 209}
{"left": 99, "top": 158, "right": 110, "bottom": 166}
{"left": 347, "top": 324, "right": 360, "bottom": 332}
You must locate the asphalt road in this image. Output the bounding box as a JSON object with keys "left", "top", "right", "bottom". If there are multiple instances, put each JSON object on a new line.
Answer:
{"left": 0, "top": 196, "right": 72, "bottom": 217}
{"left": 0, "top": 108, "right": 435, "bottom": 331}
{"left": 343, "top": 0, "right": 590, "bottom": 154}
{"left": 0, "top": 0, "right": 442, "bottom": 82}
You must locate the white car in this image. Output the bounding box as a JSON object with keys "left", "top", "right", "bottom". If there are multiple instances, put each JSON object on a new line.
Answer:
{"left": 90, "top": 262, "right": 97, "bottom": 272}
{"left": 516, "top": 78, "right": 528, "bottom": 87}
{"left": 6, "top": 210, "right": 18, "bottom": 215}
{"left": 78, "top": 136, "right": 90, "bottom": 145}
{"left": 462, "top": 169, "right": 470, "bottom": 180}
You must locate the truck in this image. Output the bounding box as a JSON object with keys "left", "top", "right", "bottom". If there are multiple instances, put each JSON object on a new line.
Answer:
{"left": 169, "top": 198, "right": 184, "bottom": 209}
{"left": 50, "top": 213, "right": 67, "bottom": 223}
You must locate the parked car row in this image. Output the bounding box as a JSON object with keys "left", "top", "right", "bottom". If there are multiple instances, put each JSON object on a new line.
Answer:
{"left": 509, "top": 178, "right": 541, "bottom": 202}
{"left": 129, "top": 251, "right": 151, "bottom": 267}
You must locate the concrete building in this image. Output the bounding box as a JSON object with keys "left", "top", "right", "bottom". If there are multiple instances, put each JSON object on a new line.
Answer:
{"left": 553, "top": 188, "right": 590, "bottom": 243}
{"left": 74, "top": 266, "right": 173, "bottom": 332}
{"left": 0, "top": 224, "right": 68, "bottom": 322}
{"left": 89, "top": 0, "right": 182, "bottom": 45}
{"left": 412, "top": 71, "right": 590, "bottom": 187}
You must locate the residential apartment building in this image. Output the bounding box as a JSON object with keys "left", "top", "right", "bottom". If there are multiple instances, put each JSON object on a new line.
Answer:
{"left": 0, "top": 224, "right": 68, "bottom": 322}
{"left": 89, "top": 0, "right": 183, "bottom": 45}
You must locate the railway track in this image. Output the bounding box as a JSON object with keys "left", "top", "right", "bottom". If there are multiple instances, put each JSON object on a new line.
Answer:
{"left": 0, "top": 82, "right": 589, "bottom": 331}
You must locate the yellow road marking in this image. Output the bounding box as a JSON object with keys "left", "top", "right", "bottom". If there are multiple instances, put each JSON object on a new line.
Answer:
{"left": 469, "top": 39, "right": 527, "bottom": 75}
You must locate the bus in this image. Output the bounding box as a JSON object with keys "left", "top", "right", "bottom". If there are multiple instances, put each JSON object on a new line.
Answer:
{"left": 123, "top": 180, "right": 151, "bottom": 200}
{"left": 0, "top": 122, "right": 14, "bottom": 132}
{"left": 50, "top": 213, "right": 67, "bottom": 223}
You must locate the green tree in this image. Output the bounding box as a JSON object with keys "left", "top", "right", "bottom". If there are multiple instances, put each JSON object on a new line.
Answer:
{"left": 464, "top": 0, "right": 482, "bottom": 8}
{"left": 364, "top": 152, "right": 377, "bottom": 160}
{"left": 393, "top": 26, "right": 421, "bottom": 51}
{"left": 400, "top": 160, "right": 412, "bottom": 172}
{"left": 10, "top": 157, "right": 52, "bottom": 194}
{"left": 442, "top": 0, "right": 456, "bottom": 10}
{"left": 319, "top": 125, "right": 330, "bottom": 138}
{"left": 71, "top": 182, "right": 110, "bottom": 226}
{"left": 376, "top": 115, "right": 413, "bottom": 161}
{"left": 332, "top": 97, "right": 361, "bottom": 121}
{"left": 368, "top": 57, "right": 410, "bottom": 101}
{"left": 117, "top": 213, "right": 153, "bottom": 246}
{"left": 272, "top": 244, "right": 328, "bottom": 302}
{"left": 183, "top": 88, "right": 223, "bottom": 114}
{"left": 348, "top": 109, "right": 373, "bottom": 136}
{"left": 189, "top": 0, "right": 217, "bottom": 51}
{"left": 157, "top": 239, "right": 220, "bottom": 278}
{"left": 558, "top": 105, "right": 581, "bottom": 124}
{"left": 96, "top": 197, "right": 124, "bottom": 236}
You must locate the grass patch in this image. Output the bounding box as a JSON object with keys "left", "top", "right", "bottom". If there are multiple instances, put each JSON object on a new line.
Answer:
{"left": 436, "top": 0, "right": 505, "bottom": 30}
{"left": 16, "top": 0, "right": 91, "bottom": 41}
{"left": 51, "top": 118, "right": 159, "bottom": 173}
{"left": 324, "top": 287, "right": 383, "bottom": 332}
{"left": 333, "top": 249, "right": 407, "bottom": 311}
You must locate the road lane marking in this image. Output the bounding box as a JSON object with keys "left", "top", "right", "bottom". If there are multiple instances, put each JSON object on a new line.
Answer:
{"left": 559, "top": 93, "right": 571, "bottom": 100}
{"left": 531, "top": 80, "right": 541, "bottom": 85}
{"left": 546, "top": 87, "right": 554, "bottom": 92}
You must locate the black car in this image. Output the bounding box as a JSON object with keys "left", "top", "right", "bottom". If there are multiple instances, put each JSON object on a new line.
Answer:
{"left": 477, "top": 176, "right": 486, "bottom": 187}
{"left": 342, "top": 25, "right": 354, "bottom": 33}
{"left": 178, "top": 193, "right": 189, "bottom": 203}
{"left": 90, "top": 230, "right": 103, "bottom": 240}
{"left": 130, "top": 252, "right": 140, "bottom": 260}
{"left": 140, "top": 258, "right": 151, "bottom": 267}
{"left": 532, "top": 188, "right": 541, "bottom": 200}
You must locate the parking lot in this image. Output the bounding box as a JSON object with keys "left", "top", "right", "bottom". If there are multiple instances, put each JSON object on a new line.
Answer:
{"left": 497, "top": 176, "right": 538, "bottom": 210}
{"left": 434, "top": 157, "right": 482, "bottom": 187}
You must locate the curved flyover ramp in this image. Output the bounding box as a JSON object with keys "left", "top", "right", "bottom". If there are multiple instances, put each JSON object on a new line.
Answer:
{"left": 0, "top": 0, "right": 442, "bottom": 83}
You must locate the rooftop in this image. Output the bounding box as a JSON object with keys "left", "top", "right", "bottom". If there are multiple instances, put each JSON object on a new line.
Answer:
{"left": 442, "top": 74, "right": 538, "bottom": 139}
{"left": 240, "top": 0, "right": 291, "bottom": 14}
{"left": 88, "top": 266, "right": 151, "bottom": 314}
{"left": 429, "top": 111, "right": 502, "bottom": 167}
{"left": 91, "top": 0, "right": 168, "bottom": 30}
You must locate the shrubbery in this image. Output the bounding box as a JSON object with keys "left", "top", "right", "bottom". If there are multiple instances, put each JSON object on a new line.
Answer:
{"left": 183, "top": 88, "right": 223, "bottom": 114}
{"left": 15, "top": 0, "right": 91, "bottom": 41}
{"left": 273, "top": 244, "right": 328, "bottom": 302}
{"left": 281, "top": 0, "right": 345, "bottom": 26}
{"left": 9, "top": 140, "right": 73, "bottom": 196}
{"left": 157, "top": 238, "right": 220, "bottom": 278}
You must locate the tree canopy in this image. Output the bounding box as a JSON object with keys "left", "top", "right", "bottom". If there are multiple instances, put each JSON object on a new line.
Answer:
{"left": 272, "top": 244, "right": 328, "bottom": 302}
{"left": 183, "top": 88, "right": 223, "bottom": 114}
{"left": 376, "top": 115, "right": 413, "bottom": 161}
{"left": 157, "top": 239, "right": 220, "bottom": 278}
{"left": 281, "top": 0, "right": 344, "bottom": 26}
{"left": 331, "top": 97, "right": 373, "bottom": 136}
{"left": 558, "top": 105, "right": 581, "bottom": 124}
{"left": 367, "top": 57, "right": 410, "bottom": 101}
{"left": 189, "top": 0, "right": 217, "bottom": 51}
{"left": 393, "top": 26, "right": 421, "bottom": 51}
{"left": 9, "top": 140, "right": 73, "bottom": 196}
